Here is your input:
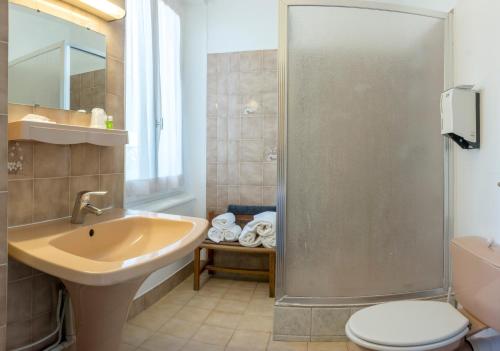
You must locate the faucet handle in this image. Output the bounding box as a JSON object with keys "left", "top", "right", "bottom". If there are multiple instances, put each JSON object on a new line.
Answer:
{"left": 77, "top": 190, "right": 108, "bottom": 202}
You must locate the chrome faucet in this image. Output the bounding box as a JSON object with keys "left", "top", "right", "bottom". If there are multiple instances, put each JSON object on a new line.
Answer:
{"left": 71, "top": 190, "right": 107, "bottom": 224}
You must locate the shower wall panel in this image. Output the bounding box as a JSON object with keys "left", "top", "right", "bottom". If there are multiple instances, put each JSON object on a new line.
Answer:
{"left": 283, "top": 6, "right": 446, "bottom": 299}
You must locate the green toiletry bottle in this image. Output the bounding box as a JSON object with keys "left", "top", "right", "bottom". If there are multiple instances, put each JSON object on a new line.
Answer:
{"left": 106, "top": 116, "right": 114, "bottom": 129}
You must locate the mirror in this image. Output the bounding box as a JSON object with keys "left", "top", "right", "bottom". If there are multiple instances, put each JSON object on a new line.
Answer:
{"left": 8, "top": 3, "right": 106, "bottom": 111}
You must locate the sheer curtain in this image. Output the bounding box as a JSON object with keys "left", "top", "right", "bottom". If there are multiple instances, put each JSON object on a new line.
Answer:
{"left": 125, "top": 0, "right": 183, "bottom": 203}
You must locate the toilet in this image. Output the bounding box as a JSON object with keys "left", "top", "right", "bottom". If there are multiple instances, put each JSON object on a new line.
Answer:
{"left": 346, "top": 236, "right": 500, "bottom": 351}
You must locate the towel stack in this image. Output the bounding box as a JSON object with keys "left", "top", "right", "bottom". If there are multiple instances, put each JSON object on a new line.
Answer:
{"left": 207, "top": 213, "right": 242, "bottom": 243}
{"left": 239, "top": 211, "right": 276, "bottom": 248}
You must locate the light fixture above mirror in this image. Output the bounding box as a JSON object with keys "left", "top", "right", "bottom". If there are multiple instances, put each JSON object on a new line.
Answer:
{"left": 61, "top": 0, "right": 126, "bottom": 21}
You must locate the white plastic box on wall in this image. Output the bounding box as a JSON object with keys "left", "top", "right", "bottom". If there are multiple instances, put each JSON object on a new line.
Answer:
{"left": 440, "top": 86, "right": 480, "bottom": 149}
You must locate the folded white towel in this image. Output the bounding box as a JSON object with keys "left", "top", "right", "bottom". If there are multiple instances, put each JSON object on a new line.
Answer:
{"left": 261, "top": 235, "right": 276, "bottom": 248}
{"left": 22, "top": 114, "right": 56, "bottom": 124}
{"left": 239, "top": 211, "right": 276, "bottom": 248}
{"left": 239, "top": 226, "right": 263, "bottom": 247}
{"left": 207, "top": 227, "right": 224, "bottom": 243}
{"left": 224, "top": 225, "right": 242, "bottom": 242}
{"left": 254, "top": 212, "right": 276, "bottom": 237}
{"left": 212, "top": 212, "right": 236, "bottom": 230}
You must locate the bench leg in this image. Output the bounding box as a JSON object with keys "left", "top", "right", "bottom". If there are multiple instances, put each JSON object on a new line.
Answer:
{"left": 207, "top": 248, "right": 215, "bottom": 276}
{"left": 194, "top": 247, "right": 201, "bottom": 291}
{"left": 269, "top": 252, "right": 276, "bottom": 298}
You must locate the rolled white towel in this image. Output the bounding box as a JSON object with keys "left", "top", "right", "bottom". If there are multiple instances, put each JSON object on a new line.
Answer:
{"left": 224, "top": 224, "right": 242, "bottom": 242}
{"left": 254, "top": 211, "right": 276, "bottom": 237}
{"left": 261, "top": 235, "right": 276, "bottom": 248}
{"left": 207, "top": 227, "right": 224, "bottom": 243}
{"left": 212, "top": 212, "right": 236, "bottom": 230}
{"left": 239, "top": 227, "right": 262, "bottom": 247}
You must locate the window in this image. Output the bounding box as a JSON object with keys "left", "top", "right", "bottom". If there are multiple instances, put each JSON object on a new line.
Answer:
{"left": 125, "top": 0, "right": 183, "bottom": 204}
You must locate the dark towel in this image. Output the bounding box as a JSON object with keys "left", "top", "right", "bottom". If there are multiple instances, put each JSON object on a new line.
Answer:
{"left": 227, "top": 204, "right": 276, "bottom": 216}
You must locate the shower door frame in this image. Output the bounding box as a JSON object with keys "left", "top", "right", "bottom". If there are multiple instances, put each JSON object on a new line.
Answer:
{"left": 276, "top": 0, "right": 455, "bottom": 305}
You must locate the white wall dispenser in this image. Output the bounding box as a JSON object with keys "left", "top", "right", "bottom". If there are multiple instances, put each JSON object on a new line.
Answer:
{"left": 440, "top": 86, "right": 480, "bottom": 149}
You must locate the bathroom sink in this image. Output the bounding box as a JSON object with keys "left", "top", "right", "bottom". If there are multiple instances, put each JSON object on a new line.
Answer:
{"left": 8, "top": 209, "right": 208, "bottom": 286}
{"left": 8, "top": 209, "right": 208, "bottom": 351}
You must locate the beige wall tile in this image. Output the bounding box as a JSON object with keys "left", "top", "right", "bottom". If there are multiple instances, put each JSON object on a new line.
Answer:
{"left": 227, "top": 186, "right": 240, "bottom": 205}
{"left": 7, "top": 278, "right": 31, "bottom": 324}
{"left": 0, "top": 0, "right": 7, "bottom": 43}
{"left": 241, "top": 117, "right": 263, "bottom": 140}
{"left": 6, "top": 320, "right": 30, "bottom": 350}
{"left": 239, "top": 186, "right": 262, "bottom": 206}
{"left": 8, "top": 259, "right": 32, "bottom": 282}
{"left": 228, "top": 95, "right": 241, "bottom": 115}
{"left": 217, "top": 117, "right": 227, "bottom": 140}
{"left": 227, "top": 118, "right": 241, "bottom": 140}
{"left": 229, "top": 53, "right": 240, "bottom": 72}
{"left": 34, "top": 143, "right": 70, "bottom": 178}
{"left": 240, "top": 51, "right": 263, "bottom": 73}
{"left": 217, "top": 94, "right": 228, "bottom": 117}
{"left": 34, "top": 178, "right": 69, "bottom": 222}
{"left": 69, "top": 110, "right": 92, "bottom": 127}
{"left": 33, "top": 106, "right": 70, "bottom": 124}
{"left": 0, "top": 265, "right": 5, "bottom": 326}
{"left": 0, "top": 193, "right": 6, "bottom": 264}
{"left": 216, "top": 53, "right": 230, "bottom": 74}
{"left": 0, "top": 116, "right": 5, "bottom": 191}
{"left": 263, "top": 186, "right": 277, "bottom": 206}
{"left": 7, "top": 141, "right": 34, "bottom": 180}
{"left": 206, "top": 184, "right": 217, "bottom": 209}
{"left": 100, "top": 146, "right": 124, "bottom": 174}
{"left": 240, "top": 72, "right": 261, "bottom": 95}
{"left": 0, "top": 43, "right": 6, "bottom": 115}
{"left": 106, "top": 18, "right": 124, "bottom": 60}
{"left": 107, "top": 58, "right": 124, "bottom": 97}
{"left": 8, "top": 104, "right": 33, "bottom": 123}
{"left": 263, "top": 117, "right": 278, "bottom": 141}
{"left": 240, "top": 140, "right": 263, "bottom": 162}
{"left": 227, "top": 165, "right": 239, "bottom": 185}
{"left": 263, "top": 163, "right": 277, "bottom": 186}
{"left": 207, "top": 164, "right": 217, "bottom": 185}
{"left": 207, "top": 118, "right": 217, "bottom": 139}
{"left": 32, "top": 274, "right": 59, "bottom": 316}
{"left": 273, "top": 307, "right": 311, "bottom": 337}
{"left": 7, "top": 180, "right": 33, "bottom": 226}
{"left": 70, "top": 144, "right": 100, "bottom": 176}
{"left": 227, "top": 141, "right": 239, "bottom": 163}
{"left": 99, "top": 173, "right": 124, "bottom": 208}
{"left": 263, "top": 51, "right": 278, "bottom": 72}
{"left": 262, "top": 93, "right": 278, "bottom": 115}
{"left": 216, "top": 185, "right": 228, "bottom": 211}
{"left": 240, "top": 163, "right": 263, "bottom": 186}
{"left": 217, "top": 164, "right": 227, "bottom": 185}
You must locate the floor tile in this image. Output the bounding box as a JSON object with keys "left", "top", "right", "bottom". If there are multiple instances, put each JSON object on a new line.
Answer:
{"left": 129, "top": 304, "right": 181, "bottom": 331}
{"left": 226, "top": 330, "right": 270, "bottom": 351}
{"left": 237, "top": 314, "right": 273, "bottom": 332}
{"left": 308, "top": 341, "right": 348, "bottom": 351}
{"left": 224, "top": 288, "right": 255, "bottom": 302}
{"left": 186, "top": 295, "right": 220, "bottom": 310}
{"left": 139, "top": 333, "right": 188, "bottom": 351}
{"left": 214, "top": 299, "right": 249, "bottom": 314}
{"left": 191, "top": 324, "right": 234, "bottom": 346}
{"left": 159, "top": 318, "right": 201, "bottom": 339}
{"left": 267, "top": 340, "right": 308, "bottom": 351}
{"left": 120, "top": 343, "right": 137, "bottom": 351}
{"left": 160, "top": 290, "right": 197, "bottom": 306}
{"left": 121, "top": 324, "right": 154, "bottom": 347}
{"left": 174, "top": 306, "right": 212, "bottom": 323}
{"left": 205, "top": 310, "right": 243, "bottom": 329}
{"left": 180, "top": 340, "right": 225, "bottom": 351}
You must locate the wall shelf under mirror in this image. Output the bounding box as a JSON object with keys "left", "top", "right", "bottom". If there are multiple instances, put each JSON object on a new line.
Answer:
{"left": 8, "top": 120, "right": 128, "bottom": 146}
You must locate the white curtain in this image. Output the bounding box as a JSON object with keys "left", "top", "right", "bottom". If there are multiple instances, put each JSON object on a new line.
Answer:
{"left": 125, "top": 0, "right": 183, "bottom": 203}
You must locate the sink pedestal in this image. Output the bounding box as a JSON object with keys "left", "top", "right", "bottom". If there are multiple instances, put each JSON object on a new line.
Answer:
{"left": 63, "top": 276, "right": 147, "bottom": 351}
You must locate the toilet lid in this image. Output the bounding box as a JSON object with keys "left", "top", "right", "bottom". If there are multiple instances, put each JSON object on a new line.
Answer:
{"left": 348, "top": 301, "right": 469, "bottom": 347}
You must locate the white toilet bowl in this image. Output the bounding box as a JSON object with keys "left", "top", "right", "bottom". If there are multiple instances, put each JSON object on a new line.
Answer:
{"left": 346, "top": 300, "right": 469, "bottom": 351}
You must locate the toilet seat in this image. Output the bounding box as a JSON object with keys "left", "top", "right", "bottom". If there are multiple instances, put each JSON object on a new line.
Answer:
{"left": 346, "top": 301, "right": 469, "bottom": 351}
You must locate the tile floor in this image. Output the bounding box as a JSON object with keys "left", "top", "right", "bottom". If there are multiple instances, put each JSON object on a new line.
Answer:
{"left": 121, "top": 275, "right": 359, "bottom": 351}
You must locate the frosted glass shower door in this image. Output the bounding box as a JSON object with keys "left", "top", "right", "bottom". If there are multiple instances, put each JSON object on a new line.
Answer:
{"left": 283, "top": 5, "right": 447, "bottom": 300}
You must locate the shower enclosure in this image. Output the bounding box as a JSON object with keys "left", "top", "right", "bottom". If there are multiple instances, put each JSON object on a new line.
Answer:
{"left": 276, "top": 0, "right": 453, "bottom": 325}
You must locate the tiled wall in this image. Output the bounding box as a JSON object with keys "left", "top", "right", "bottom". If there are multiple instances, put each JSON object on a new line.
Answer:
{"left": 0, "top": 0, "right": 9, "bottom": 349}
{"left": 206, "top": 50, "right": 278, "bottom": 214}
{"left": 5, "top": 1, "right": 125, "bottom": 349}
{"left": 70, "top": 69, "right": 106, "bottom": 111}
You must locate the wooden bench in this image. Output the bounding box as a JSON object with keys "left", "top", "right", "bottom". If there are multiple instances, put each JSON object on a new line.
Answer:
{"left": 193, "top": 212, "right": 276, "bottom": 297}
